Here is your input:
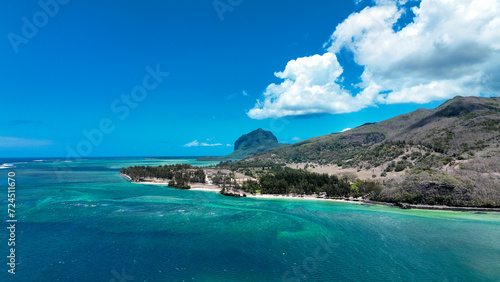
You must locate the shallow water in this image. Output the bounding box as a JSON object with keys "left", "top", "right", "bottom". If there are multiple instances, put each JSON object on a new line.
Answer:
{"left": 1, "top": 158, "right": 500, "bottom": 281}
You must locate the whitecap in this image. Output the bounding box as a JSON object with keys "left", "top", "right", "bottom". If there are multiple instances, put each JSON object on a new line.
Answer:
{"left": 0, "top": 163, "right": 14, "bottom": 169}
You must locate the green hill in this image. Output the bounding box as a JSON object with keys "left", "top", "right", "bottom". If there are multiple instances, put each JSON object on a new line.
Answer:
{"left": 251, "top": 96, "right": 499, "bottom": 163}
{"left": 236, "top": 96, "right": 500, "bottom": 207}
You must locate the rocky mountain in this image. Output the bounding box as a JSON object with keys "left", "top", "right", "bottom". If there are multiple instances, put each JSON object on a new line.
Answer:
{"left": 224, "top": 128, "right": 285, "bottom": 159}
{"left": 242, "top": 96, "right": 500, "bottom": 207}
{"left": 196, "top": 128, "right": 285, "bottom": 161}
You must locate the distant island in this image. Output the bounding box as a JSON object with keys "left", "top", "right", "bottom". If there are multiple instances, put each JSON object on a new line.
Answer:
{"left": 122, "top": 96, "right": 500, "bottom": 210}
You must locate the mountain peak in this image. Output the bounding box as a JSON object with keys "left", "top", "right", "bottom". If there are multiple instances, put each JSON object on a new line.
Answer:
{"left": 225, "top": 129, "right": 283, "bottom": 159}
{"left": 234, "top": 129, "right": 278, "bottom": 150}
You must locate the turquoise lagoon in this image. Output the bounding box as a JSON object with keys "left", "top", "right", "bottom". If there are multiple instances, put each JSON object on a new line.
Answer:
{"left": 1, "top": 157, "right": 500, "bottom": 281}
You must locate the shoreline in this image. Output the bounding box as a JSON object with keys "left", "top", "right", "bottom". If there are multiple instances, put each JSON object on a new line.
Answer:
{"left": 248, "top": 195, "right": 500, "bottom": 212}
{"left": 120, "top": 173, "right": 500, "bottom": 213}
{"left": 121, "top": 174, "right": 222, "bottom": 191}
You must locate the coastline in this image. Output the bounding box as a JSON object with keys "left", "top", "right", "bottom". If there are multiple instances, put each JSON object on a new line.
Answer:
{"left": 119, "top": 173, "right": 500, "bottom": 212}
{"left": 121, "top": 174, "right": 222, "bottom": 191}
{"left": 248, "top": 195, "right": 500, "bottom": 212}
{"left": 119, "top": 173, "right": 132, "bottom": 181}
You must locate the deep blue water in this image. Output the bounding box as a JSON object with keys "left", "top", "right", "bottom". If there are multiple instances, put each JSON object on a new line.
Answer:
{"left": 1, "top": 158, "right": 500, "bottom": 281}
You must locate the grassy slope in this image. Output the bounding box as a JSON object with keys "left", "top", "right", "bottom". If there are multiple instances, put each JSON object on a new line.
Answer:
{"left": 244, "top": 96, "right": 500, "bottom": 207}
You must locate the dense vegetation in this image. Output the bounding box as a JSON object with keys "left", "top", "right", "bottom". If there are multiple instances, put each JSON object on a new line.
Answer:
{"left": 222, "top": 165, "right": 380, "bottom": 199}
{"left": 120, "top": 164, "right": 205, "bottom": 189}
{"left": 251, "top": 167, "right": 352, "bottom": 197}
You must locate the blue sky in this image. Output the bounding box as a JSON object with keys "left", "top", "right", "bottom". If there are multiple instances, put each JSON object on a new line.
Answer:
{"left": 1, "top": 0, "right": 498, "bottom": 158}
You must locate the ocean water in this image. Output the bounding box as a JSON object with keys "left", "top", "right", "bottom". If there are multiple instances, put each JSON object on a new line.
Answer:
{"left": 1, "top": 157, "right": 500, "bottom": 281}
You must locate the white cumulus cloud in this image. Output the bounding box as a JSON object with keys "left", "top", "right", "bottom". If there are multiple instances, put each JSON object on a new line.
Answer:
{"left": 248, "top": 0, "right": 500, "bottom": 119}
{"left": 184, "top": 140, "right": 225, "bottom": 147}
{"left": 247, "top": 53, "right": 379, "bottom": 119}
